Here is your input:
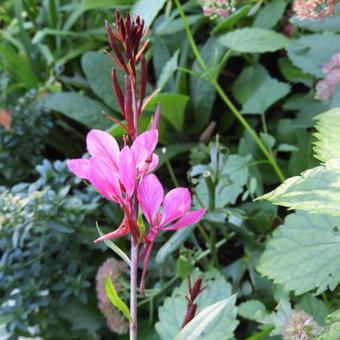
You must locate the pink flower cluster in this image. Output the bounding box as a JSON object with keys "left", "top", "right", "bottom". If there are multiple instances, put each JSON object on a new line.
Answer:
{"left": 292, "top": 0, "right": 337, "bottom": 20}
{"left": 96, "top": 258, "right": 129, "bottom": 334}
{"left": 315, "top": 53, "right": 340, "bottom": 101}
{"left": 67, "top": 129, "right": 205, "bottom": 292}
{"left": 201, "top": 0, "right": 238, "bottom": 19}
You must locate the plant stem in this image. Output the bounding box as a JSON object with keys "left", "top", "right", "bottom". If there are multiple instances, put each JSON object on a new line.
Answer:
{"left": 244, "top": 325, "right": 274, "bottom": 340}
{"left": 165, "top": 159, "right": 180, "bottom": 187}
{"left": 174, "top": 0, "right": 285, "bottom": 183}
{"left": 130, "top": 240, "right": 138, "bottom": 340}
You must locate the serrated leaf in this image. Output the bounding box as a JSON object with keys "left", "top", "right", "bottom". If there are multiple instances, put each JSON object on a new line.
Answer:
{"left": 174, "top": 296, "right": 237, "bottom": 340}
{"left": 316, "top": 310, "right": 340, "bottom": 340}
{"left": 258, "top": 158, "right": 340, "bottom": 215}
{"left": 42, "top": 92, "right": 111, "bottom": 129}
{"left": 287, "top": 34, "right": 340, "bottom": 77}
{"left": 105, "top": 276, "right": 132, "bottom": 321}
{"left": 96, "top": 222, "right": 130, "bottom": 267}
{"left": 313, "top": 108, "right": 340, "bottom": 163}
{"left": 253, "top": 0, "right": 286, "bottom": 29}
{"left": 238, "top": 300, "right": 267, "bottom": 321}
{"left": 278, "top": 57, "right": 313, "bottom": 87}
{"left": 257, "top": 210, "right": 340, "bottom": 295}
{"left": 242, "top": 76, "right": 290, "bottom": 114}
{"left": 155, "top": 271, "right": 238, "bottom": 340}
{"left": 219, "top": 28, "right": 291, "bottom": 53}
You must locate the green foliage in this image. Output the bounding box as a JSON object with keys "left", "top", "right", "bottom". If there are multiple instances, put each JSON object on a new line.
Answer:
{"left": 105, "top": 277, "right": 131, "bottom": 321}
{"left": 238, "top": 300, "right": 267, "bottom": 321}
{"left": 257, "top": 211, "right": 340, "bottom": 295}
{"left": 219, "top": 28, "right": 291, "bottom": 53}
{"left": 42, "top": 92, "right": 112, "bottom": 129}
{"left": 174, "top": 296, "right": 237, "bottom": 340}
{"left": 314, "top": 108, "right": 340, "bottom": 163}
{"left": 316, "top": 310, "right": 340, "bottom": 340}
{"left": 252, "top": 0, "right": 287, "bottom": 30}
{"left": 156, "top": 271, "right": 238, "bottom": 340}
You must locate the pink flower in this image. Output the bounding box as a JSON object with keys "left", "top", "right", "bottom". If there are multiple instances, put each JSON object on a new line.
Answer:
{"left": 137, "top": 174, "right": 205, "bottom": 294}
{"left": 67, "top": 129, "right": 159, "bottom": 241}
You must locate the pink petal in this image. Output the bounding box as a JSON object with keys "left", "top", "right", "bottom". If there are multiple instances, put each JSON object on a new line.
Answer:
{"left": 86, "top": 129, "right": 120, "bottom": 170}
{"left": 88, "top": 157, "right": 122, "bottom": 202}
{"left": 119, "top": 146, "right": 136, "bottom": 199}
{"left": 131, "top": 129, "right": 158, "bottom": 170}
{"left": 163, "top": 209, "right": 206, "bottom": 231}
{"left": 139, "top": 153, "right": 159, "bottom": 175}
{"left": 94, "top": 224, "right": 129, "bottom": 242}
{"left": 67, "top": 158, "right": 90, "bottom": 179}
{"left": 160, "top": 188, "right": 191, "bottom": 227}
{"left": 137, "top": 174, "right": 164, "bottom": 226}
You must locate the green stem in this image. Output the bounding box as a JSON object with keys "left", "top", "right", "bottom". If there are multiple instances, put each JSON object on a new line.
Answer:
{"left": 174, "top": 0, "right": 285, "bottom": 183}
{"left": 165, "top": 159, "right": 180, "bottom": 187}
{"left": 244, "top": 326, "right": 274, "bottom": 340}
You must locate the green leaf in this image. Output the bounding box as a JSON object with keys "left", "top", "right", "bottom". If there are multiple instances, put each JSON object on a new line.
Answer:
{"left": 242, "top": 76, "right": 290, "bottom": 114}
{"left": 156, "top": 14, "right": 202, "bottom": 36}
{"left": 260, "top": 300, "right": 292, "bottom": 336}
{"left": 211, "top": 5, "right": 252, "bottom": 35}
{"left": 96, "top": 222, "right": 130, "bottom": 267}
{"left": 232, "top": 64, "right": 269, "bottom": 104}
{"left": 253, "top": 0, "right": 286, "bottom": 29}
{"left": 219, "top": 28, "right": 291, "bottom": 53}
{"left": 174, "top": 296, "right": 238, "bottom": 340}
{"left": 259, "top": 158, "right": 340, "bottom": 215}
{"left": 316, "top": 310, "right": 340, "bottom": 340}
{"left": 278, "top": 57, "right": 313, "bottom": 87}
{"left": 313, "top": 108, "right": 340, "bottom": 163}
{"left": 257, "top": 210, "right": 340, "bottom": 295}
{"left": 238, "top": 300, "right": 268, "bottom": 321}
{"left": 190, "top": 37, "right": 225, "bottom": 131}
{"left": 42, "top": 92, "right": 111, "bottom": 129}
{"left": 287, "top": 34, "right": 340, "bottom": 77}
{"left": 297, "top": 294, "right": 328, "bottom": 325}
{"left": 131, "top": 0, "right": 167, "bottom": 27}
{"left": 82, "top": 51, "right": 123, "bottom": 112}
{"left": 155, "top": 271, "right": 238, "bottom": 340}
{"left": 82, "top": 0, "right": 134, "bottom": 10}
{"left": 157, "top": 50, "right": 179, "bottom": 89}
{"left": 155, "top": 226, "right": 195, "bottom": 265}
{"left": 105, "top": 276, "right": 132, "bottom": 321}
{"left": 146, "top": 93, "right": 189, "bottom": 131}
{"left": 156, "top": 143, "right": 196, "bottom": 168}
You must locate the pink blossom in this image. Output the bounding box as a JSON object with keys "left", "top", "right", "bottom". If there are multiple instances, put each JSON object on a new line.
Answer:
{"left": 292, "top": 0, "right": 337, "bottom": 20}
{"left": 67, "top": 129, "right": 159, "bottom": 241}
{"left": 137, "top": 174, "right": 205, "bottom": 294}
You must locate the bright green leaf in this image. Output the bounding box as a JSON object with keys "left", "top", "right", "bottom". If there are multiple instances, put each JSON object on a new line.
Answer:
{"left": 259, "top": 158, "right": 340, "bottom": 215}
{"left": 219, "top": 28, "right": 291, "bottom": 53}
{"left": 313, "top": 108, "right": 340, "bottom": 163}
{"left": 156, "top": 271, "right": 238, "bottom": 340}
{"left": 146, "top": 93, "right": 189, "bottom": 131}
{"left": 105, "top": 276, "right": 132, "bottom": 321}
{"left": 174, "top": 296, "right": 238, "bottom": 340}
{"left": 257, "top": 211, "right": 340, "bottom": 294}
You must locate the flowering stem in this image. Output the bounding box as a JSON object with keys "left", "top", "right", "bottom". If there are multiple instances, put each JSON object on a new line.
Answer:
{"left": 244, "top": 325, "right": 274, "bottom": 340}
{"left": 174, "top": 0, "right": 285, "bottom": 183}
{"left": 130, "top": 239, "right": 138, "bottom": 340}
